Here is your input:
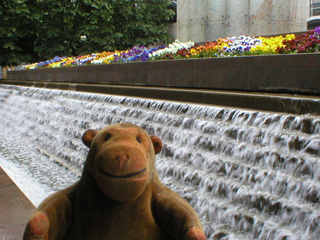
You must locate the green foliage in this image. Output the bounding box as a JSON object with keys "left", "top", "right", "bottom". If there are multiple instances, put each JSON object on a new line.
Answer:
{"left": 32, "top": 0, "right": 113, "bottom": 58}
{"left": 0, "top": 0, "right": 34, "bottom": 67}
{"left": 0, "top": 0, "right": 174, "bottom": 66}
{"left": 77, "top": 0, "right": 114, "bottom": 54}
{"left": 106, "top": 0, "right": 174, "bottom": 50}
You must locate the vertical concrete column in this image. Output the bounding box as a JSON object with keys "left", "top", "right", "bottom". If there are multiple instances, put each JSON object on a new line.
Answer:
{"left": 251, "top": 0, "right": 292, "bottom": 35}
{"left": 249, "top": 0, "right": 275, "bottom": 36}
{"left": 203, "top": 0, "right": 227, "bottom": 41}
{"left": 271, "top": 0, "right": 292, "bottom": 34}
{"left": 178, "top": 0, "right": 228, "bottom": 41}
{"left": 177, "top": 0, "right": 206, "bottom": 42}
{"left": 291, "top": 0, "right": 308, "bottom": 32}
{"left": 177, "top": 0, "right": 308, "bottom": 42}
{"left": 249, "top": 0, "right": 307, "bottom": 35}
{"left": 225, "top": 0, "right": 250, "bottom": 37}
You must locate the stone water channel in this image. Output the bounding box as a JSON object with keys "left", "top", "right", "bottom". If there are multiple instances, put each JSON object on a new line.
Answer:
{"left": 0, "top": 84, "right": 319, "bottom": 240}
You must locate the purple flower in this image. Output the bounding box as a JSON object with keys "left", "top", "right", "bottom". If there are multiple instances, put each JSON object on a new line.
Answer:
{"left": 141, "top": 51, "right": 149, "bottom": 61}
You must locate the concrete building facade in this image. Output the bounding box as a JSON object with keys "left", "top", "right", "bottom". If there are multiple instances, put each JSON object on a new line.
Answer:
{"left": 176, "top": 0, "right": 308, "bottom": 42}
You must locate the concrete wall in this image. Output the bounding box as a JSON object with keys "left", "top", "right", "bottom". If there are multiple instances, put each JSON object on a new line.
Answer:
{"left": 167, "top": 22, "right": 178, "bottom": 41}
{"left": 6, "top": 53, "right": 320, "bottom": 96}
{"left": 177, "top": 0, "right": 308, "bottom": 42}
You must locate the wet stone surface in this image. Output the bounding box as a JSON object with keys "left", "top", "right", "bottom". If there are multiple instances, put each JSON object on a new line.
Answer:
{"left": 0, "top": 167, "right": 35, "bottom": 240}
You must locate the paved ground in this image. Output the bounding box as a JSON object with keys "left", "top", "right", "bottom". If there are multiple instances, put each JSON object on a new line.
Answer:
{"left": 0, "top": 167, "right": 35, "bottom": 240}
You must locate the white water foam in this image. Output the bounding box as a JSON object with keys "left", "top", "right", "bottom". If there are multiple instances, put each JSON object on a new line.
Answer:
{"left": 0, "top": 84, "right": 320, "bottom": 239}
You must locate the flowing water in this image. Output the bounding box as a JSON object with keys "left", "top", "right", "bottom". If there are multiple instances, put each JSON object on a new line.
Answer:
{"left": 0, "top": 84, "right": 320, "bottom": 240}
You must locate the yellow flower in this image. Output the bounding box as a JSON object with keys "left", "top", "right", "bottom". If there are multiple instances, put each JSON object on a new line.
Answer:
{"left": 51, "top": 62, "right": 61, "bottom": 68}
{"left": 102, "top": 55, "right": 114, "bottom": 64}
{"left": 251, "top": 36, "right": 284, "bottom": 54}
{"left": 285, "top": 34, "right": 295, "bottom": 41}
{"left": 190, "top": 48, "right": 197, "bottom": 55}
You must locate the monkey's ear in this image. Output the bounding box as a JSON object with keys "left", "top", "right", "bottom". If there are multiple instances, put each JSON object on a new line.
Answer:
{"left": 82, "top": 129, "right": 99, "bottom": 148}
{"left": 150, "top": 136, "right": 162, "bottom": 155}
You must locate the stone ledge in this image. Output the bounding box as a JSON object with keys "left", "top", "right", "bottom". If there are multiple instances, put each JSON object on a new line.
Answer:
{"left": 6, "top": 53, "right": 320, "bottom": 95}
{"left": 1, "top": 80, "right": 320, "bottom": 116}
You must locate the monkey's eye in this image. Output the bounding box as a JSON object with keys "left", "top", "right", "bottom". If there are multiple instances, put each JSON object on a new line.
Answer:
{"left": 105, "top": 133, "right": 111, "bottom": 141}
{"left": 136, "top": 136, "right": 142, "bottom": 143}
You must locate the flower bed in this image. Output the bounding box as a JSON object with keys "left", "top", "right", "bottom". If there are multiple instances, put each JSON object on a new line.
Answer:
{"left": 23, "top": 27, "right": 320, "bottom": 70}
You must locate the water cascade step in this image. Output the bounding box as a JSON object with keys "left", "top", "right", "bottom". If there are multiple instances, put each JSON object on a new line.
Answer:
{"left": 0, "top": 84, "right": 319, "bottom": 240}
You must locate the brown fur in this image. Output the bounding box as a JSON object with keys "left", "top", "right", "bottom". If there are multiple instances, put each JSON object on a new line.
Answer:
{"left": 23, "top": 123, "right": 206, "bottom": 240}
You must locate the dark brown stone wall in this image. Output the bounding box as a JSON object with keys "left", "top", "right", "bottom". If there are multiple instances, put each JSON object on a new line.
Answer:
{"left": 7, "top": 54, "right": 320, "bottom": 95}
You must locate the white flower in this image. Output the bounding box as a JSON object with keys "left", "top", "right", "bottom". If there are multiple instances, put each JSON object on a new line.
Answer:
{"left": 149, "top": 40, "right": 195, "bottom": 58}
{"left": 91, "top": 60, "right": 103, "bottom": 64}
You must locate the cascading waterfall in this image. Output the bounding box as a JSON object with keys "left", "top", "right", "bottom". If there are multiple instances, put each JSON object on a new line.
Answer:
{"left": 0, "top": 84, "right": 319, "bottom": 240}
